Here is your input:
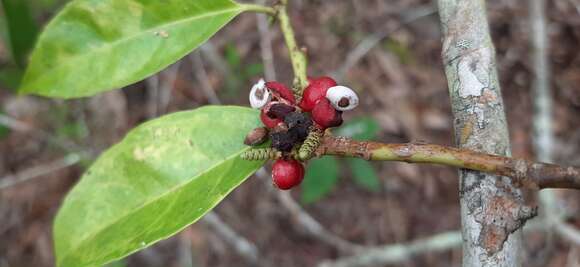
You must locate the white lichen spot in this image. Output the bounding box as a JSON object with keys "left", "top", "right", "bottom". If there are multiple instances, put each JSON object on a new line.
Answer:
{"left": 456, "top": 47, "right": 493, "bottom": 99}
{"left": 457, "top": 59, "right": 485, "bottom": 98}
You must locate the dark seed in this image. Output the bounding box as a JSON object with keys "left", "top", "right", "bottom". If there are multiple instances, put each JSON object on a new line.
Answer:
{"left": 267, "top": 103, "right": 296, "bottom": 119}
{"left": 338, "top": 97, "right": 350, "bottom": 108}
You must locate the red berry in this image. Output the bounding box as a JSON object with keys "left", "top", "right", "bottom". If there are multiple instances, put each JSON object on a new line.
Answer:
{"left": 260, "top": 101, "right": 295, "bottom": 129}
{"left": 272, "top": 159, "right": 305, "bottom": 190}
{"left": 311, "top": 98, "right": 343, "bottom": 129}
{"left": 260, "top": 109, "right": 283, "bottom": 128}
{"left": 265, "top": 81, "right": 295, "bottom": 104}
{"left": 299, "top": 76, "right": 337, "bottom": 111}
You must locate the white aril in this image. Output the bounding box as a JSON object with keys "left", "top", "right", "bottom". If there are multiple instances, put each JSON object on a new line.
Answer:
{"left": 249, "top": 78, "right": 271, "bottom": 109}
{"left": 325, "top": 85, "right": 359, "bottom": 111}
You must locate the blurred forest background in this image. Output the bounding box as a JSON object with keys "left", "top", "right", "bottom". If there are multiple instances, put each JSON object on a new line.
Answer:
{"left": 1, "top": 0, "right": 579, "bottom": 266}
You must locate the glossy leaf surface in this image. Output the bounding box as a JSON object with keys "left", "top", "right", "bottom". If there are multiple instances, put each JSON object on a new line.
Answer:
{"left": 20, "top": 0, "right": 246, "bottom": 98}
{"left": 54, "top": 106, "right": 264, "bottom": 267}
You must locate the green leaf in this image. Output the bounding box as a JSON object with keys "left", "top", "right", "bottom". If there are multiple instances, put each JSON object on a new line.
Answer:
{"left": 20, "top": 0, "right": 249, "bottom": 98}
{"left": 104, "top": 260, "right": 127, "bottom": 267}
{"left": 301, "top": 156, "right": 339, "bottom": 204}
{"left": 53, "top": 106, "right": 265, "bottom": 267}
{"left": 334, "top": 117, "right": 380, "bottom": 140}
{"left": 347, "top": 158, "right": 380, "bottom": 192}
{"left": 1, "top": 0, "right": 39, "bottom": 66}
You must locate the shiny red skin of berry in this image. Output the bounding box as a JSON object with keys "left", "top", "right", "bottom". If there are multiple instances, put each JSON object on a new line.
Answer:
{"left": 299, "top": 76, "right": 337, "bottom": 111}
{"left": 260, "top": 108, "right": 283, "bottom": 128}
{"left": 311, "top": 98, "right": 343, "bottom": 129}
{"left": 272, "top": 159, "right": 305, "bottom": 190}
{"left": 265, "top": 81, "right": 295, "bottom": 104}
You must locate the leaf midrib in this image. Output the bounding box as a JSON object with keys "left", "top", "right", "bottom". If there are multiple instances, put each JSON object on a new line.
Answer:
{"left": 25, "top": 6, "right": 243, "bottom": 88}
{"left": 58, "top": 147, "right": 252, "bottom": 266}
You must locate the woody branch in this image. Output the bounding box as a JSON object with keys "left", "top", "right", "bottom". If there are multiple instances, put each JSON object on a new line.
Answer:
{"left": 314, "top": 135, "right": 580, "bottom": 190}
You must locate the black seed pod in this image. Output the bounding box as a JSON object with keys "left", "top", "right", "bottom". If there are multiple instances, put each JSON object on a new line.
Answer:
{"left": 270, "top": 130, "right": 298, "bottom": 152}
{"left": 284, "top": 112, "right": 313, "bottom": 142}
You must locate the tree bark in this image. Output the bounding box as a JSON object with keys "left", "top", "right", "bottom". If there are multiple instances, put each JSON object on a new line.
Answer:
{"left": 437, "top": 1, "right": 533, "bottom": 266}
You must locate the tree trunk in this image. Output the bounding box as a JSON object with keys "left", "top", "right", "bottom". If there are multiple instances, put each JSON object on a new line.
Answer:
{"left": 437, "top": 1, "right": 535, "bottom": 266}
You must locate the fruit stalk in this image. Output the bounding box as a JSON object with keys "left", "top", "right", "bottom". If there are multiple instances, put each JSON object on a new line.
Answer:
{"left": 275, "top": 0, "right": 308, "bottom": 96}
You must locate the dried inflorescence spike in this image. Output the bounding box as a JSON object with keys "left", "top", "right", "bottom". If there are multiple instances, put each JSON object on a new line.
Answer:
{"left": 298, "top": 127, "right": 323, "bottom": 161}
{"left": 241, "top": 148, "right": 281, "bottom": 161}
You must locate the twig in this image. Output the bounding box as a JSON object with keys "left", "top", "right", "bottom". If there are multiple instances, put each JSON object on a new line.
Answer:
{"left": 275, "top": 0, "right": 308, "bottom": 94}
{"left": 0, "top": 114, "right": 90, "bottom": 157}
{"left": 555, "top": 220, "right": 580, "bottom": 246}
{"left": 277, "top": 191, "right": 366, "bottom": 253}
{"left": 158, "top": 62, "right": 181, "bottom": 115}
{"left": 146, "top": 62, "right": 181, "bottom": 118}
{"left": 0, "top": 154, "right": 81, "bottom": 190}
{"left": 255, "top": 168, "right": 364, "bottom": 254}
{"left": 316, "top": 231, "right": 462, "bottom": 267}
{"left": 145, "top": 74, "right": 160, "bottom": 119}
{"left": 177, "top": 231, "right": 194, "bottom": 267}
{"left": 256, "top": 0, "right": 277, "bottom": 82}
{"left": 314, "top": 136, "right": 580, "bottom": 190}
{"left": 201, "top": 212, "right": 261, "bottom": 265}
{"left": 318, "top": 219, "right": 555, "bottom": 267}
{"left": 530, "top": 0, "right": 580, "bottom": 247}
{"left": 200, "top": 42, "right": 232, "bottom": 77}
{"left": 331, "top": 4, "right": 436, "bottom": 81}
{"left": 530, "top": 1, "right": 552, "bottom": 163}
{"left": 190, "top": 53, "right": 221, "bottom": 105}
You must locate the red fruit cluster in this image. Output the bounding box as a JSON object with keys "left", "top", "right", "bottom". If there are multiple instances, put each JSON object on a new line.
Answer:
{"left": 272, "top": 159, "right": 304, "bottom": 190}
{"left": 247, "top": 76, "right": 358, "bottom": 190}
{"left": 299, "top": 77, "right": 343, "bottom": 129}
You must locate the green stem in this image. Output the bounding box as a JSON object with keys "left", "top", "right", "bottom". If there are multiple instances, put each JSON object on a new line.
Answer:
{"left": 240, "top": 4, "right": 276, "bottom": 16}
{"left": 275, "top": 2, "right": 308, "bottom": 96}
